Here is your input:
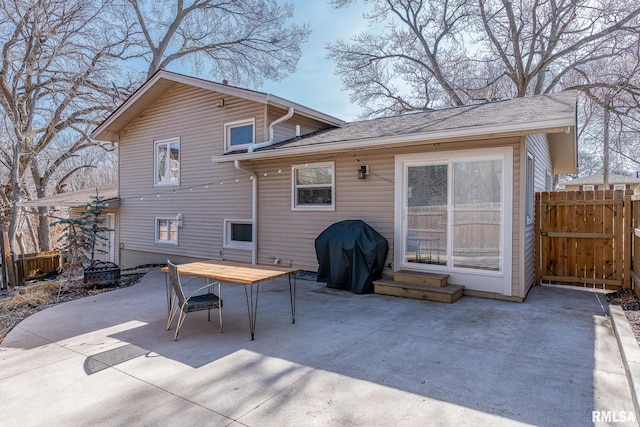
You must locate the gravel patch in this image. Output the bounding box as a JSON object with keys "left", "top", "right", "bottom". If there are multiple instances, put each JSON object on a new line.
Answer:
{"left": 607, "top": 289, "right": 640, "bottom": 346}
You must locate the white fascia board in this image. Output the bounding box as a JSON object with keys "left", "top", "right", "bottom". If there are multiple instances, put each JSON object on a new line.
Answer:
{"left": 266, "top": 94, "right": 345, "bottom": 126}
{"left": 91, "top": 71, "right": 173, "bottom": 140}
{"left": 92, "top": 70, "right": 344, "bottom": 141}
{"left": 212, "top": 117, "right": 575, "bottom": 163}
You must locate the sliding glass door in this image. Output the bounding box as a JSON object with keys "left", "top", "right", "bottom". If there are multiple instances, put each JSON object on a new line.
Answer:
{"left": 396, "top": 148, "right": 512, "bottom": 294}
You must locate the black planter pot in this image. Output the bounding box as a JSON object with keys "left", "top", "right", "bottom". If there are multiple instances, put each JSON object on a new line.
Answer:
{"left": 84, "top": 261, "right": 121, "bottom": 286}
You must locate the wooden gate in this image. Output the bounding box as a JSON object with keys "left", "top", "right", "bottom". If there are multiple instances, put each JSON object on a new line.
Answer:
{"left": 535, "top": 190, "right": 632, "bottom": 289}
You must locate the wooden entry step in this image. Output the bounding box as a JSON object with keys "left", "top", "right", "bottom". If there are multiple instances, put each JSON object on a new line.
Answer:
{"left": 393, "top": 270, "right": 449, "bottom": 287}
{"left": 373, "top": 277, "right": 463, "bottom": 304}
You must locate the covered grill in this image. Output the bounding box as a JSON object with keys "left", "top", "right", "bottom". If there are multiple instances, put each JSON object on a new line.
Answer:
{"left": 315, "top": 220, "right": 388, "bottom": 294}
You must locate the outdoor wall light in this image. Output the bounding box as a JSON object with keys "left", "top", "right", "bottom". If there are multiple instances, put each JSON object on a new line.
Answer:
{"left": 358, "top": 164, "right": 369, "bottom": 179}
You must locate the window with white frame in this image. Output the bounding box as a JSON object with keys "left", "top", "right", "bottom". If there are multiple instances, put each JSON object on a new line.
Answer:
{"left": 292, "top": 162, "right": 335, "bottom": 211}
{"left": 224, "top": 118, "right": 255, "bottom": 152}
{"left": 224, "top": 219, "right": 253, "bottom": 250}
{"left": 526, "top": 151, "right": 535, "bottom": 224}
{"left": 156, "top": 217, "right": 178, "bottom": 244}
{"left": 154, "top": 138, "right": 180, "bottom": 186}
{"left": 614, "top": 184, "right": 626, "bottom": 191}
{"left": 583, "top": 184, "right": 595, "bottom": 191}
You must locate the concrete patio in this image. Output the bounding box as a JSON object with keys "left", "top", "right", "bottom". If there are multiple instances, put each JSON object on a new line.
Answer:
{"left": 0, "top": 268, "right": 635, "bottom": 426}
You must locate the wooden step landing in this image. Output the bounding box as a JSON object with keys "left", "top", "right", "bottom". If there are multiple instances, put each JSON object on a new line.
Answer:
{"left": 373, "top": 279, "right": 464, "bottom": 303}
{"left": 394, "top": 270, "right": 448, "bottom": 287}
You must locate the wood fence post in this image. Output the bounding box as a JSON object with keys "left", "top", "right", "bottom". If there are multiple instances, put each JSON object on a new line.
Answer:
{"left": 534, "top": 192, "right": 541, "bottom": 285}
{"left": 624, "top": 192, "right": 632, "bottom": 289}
{"left": 1, "top": 230, "right": 17, "bottom": 289}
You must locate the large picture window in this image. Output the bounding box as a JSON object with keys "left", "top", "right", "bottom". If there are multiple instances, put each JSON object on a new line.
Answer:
{"left": 224, "top": 119, "right": 255, "bottom": 152}
{"left": 291, "top": 162, "right": 335, "bottom": 211}
{"left": 155, "top": 138, "right": 180, "bottom": 186}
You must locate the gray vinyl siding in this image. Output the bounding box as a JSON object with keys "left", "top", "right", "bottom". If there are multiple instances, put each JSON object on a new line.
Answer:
{"left": 254, "top": 151, "right": 395, "bottom": 272}
{"left": 251, "top": 138, "right": 522, "bottom": 288}
{"left": 523, "top": 133, "right": 552, "bottom": 294}
{"left": 268, "top": 105, "right": 336, "bottom": 143}
{"left": 117, "top": 83, "right": 259, "bottom": 266}
{"left": 511, "top": 141, "right": 522, "bottom": 298}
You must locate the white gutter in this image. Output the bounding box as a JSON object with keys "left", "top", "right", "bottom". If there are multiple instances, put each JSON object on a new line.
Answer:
{"left": 214, "top": 118, "right": 575, "bottom": 163}
{"left": 234, "top": 160, "right": 258, "bottom": 265}
{"left": 248, "top": 106, "right": 295, "bottom": 152}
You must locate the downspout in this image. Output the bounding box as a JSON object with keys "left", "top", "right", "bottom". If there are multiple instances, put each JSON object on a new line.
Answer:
{"left": 248, "top": 106, "right": 294, "bottom": 152}
{"left": 234, "top": 160, "right": 258, "bottom": 265}
{"left": 236, "top": 106, "right": 294, "bottom": 264}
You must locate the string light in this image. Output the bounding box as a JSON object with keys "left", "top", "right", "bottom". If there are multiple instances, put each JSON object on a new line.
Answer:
{"left": 117, "top": 153, "right": 345, "bottom": 203}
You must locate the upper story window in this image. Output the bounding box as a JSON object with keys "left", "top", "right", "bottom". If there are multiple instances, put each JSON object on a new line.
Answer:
{"left": 292, "top": 161, "right": 335, "bottom": 211}
{"left": 225, "top": 118, "right": 255, "bottom": 152}
{"left": 155, "top": 138, "right": 180, "bottom": 186}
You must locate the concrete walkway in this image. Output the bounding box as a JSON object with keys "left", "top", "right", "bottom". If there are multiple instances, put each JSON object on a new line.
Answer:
{"left": 0, "top": 269, "right": 635, "bottom": 426}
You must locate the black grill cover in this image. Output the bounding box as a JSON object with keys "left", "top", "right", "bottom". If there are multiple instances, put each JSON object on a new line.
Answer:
{"left": 315, "top": 220, "right": 389, "bottom": 294}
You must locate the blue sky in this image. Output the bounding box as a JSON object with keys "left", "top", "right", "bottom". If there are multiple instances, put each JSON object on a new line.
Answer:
{"left": 259, "top": 2, "right": 368, "bottom": 122}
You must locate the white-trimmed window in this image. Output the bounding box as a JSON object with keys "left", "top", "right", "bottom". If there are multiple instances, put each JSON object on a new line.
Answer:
{"left": 156, "top": 217, "right": 178, "bottom": 244}
{"left": 154, "top": 138, "right": 180, "bottom": 186}
{"left": 583, "top": 184, "right": 595, "bottom": 191}
{"left": 525, "top": 151, "right": 535, "bottom": 224}
{"left": 224, "top": 219, "right": 253, "bottom": 250}
{"left": 224, "top": 118, "right": 255, "bottom": 152}
{"left": 292, "top": 161, "right": 335, "bottom": 211}
{"left": 614, "top": 184, "right": 626, "bottom": 191}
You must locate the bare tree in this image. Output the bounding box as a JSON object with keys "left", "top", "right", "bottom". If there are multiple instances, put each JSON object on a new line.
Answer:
{"left": 0, "top": 0, "right": 135, "bottom": 250}
{"left": 328, "top": 0, "right": 640, "bottom": 175}
{"left": 128, "top": 0, "right": 311, "bottom": 85}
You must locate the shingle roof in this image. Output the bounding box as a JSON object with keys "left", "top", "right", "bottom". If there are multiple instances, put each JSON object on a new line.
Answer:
{"left": 561, "top": 173, "right": 640, "bottom": 185}
{"left": 265, "top": 90, "right": 576, "bottom": 150}
{"left": 18, "top": 184, "right": 119, "bottom": 208}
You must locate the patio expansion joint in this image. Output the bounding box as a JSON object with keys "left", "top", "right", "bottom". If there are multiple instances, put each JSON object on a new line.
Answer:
{"left": 403, "top": 326, "right": 622, "bottom": 378}
{"left": 108, "top": 362, "right": 237, "bottom": 424}
{"left": 234, "top": 326, "right": 381, "bottom": 424}
{"left": 0, "top": 326, "right": 81, "bottom": 379}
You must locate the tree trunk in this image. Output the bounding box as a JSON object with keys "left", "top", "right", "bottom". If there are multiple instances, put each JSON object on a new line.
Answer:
{"left": 37, "top": 206, "right": 51, "bottom": 252}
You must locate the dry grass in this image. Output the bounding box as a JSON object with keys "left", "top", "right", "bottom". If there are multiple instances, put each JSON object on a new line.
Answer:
{"left": 0, "top": 276, "right": 82, "bottom": 311}
{"left": 1, "top": 287, "right": 52, "bottom": 310}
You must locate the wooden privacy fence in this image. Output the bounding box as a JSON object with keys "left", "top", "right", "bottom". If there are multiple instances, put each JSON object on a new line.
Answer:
{"left": 535, "top": 190, "right": 632, "bottom": 290}
{"left": 632, "top": 195, "right": 640, "bottom": 297}
{"left": 15, "top": 251, "right": 61, "bottom": 285}
{"left": 1, "top": 230, "right": 61, "bottom": 289}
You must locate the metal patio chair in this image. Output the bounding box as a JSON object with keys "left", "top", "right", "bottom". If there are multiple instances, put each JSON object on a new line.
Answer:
{"left": 166, "top": 260, "right": 223, "bottom": 341}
